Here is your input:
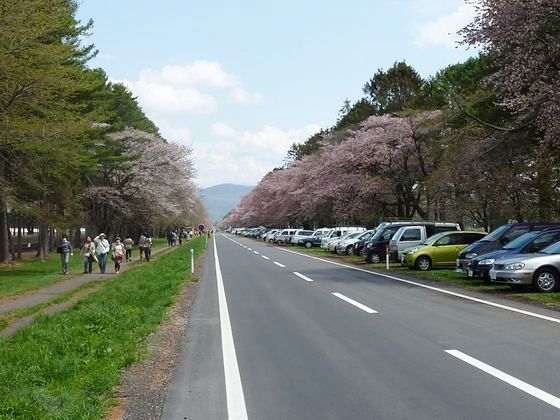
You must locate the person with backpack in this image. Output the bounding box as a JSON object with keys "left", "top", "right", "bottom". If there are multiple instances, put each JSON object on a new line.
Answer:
{"left": 138, "top": 233, "right": 147, "bottom": 262}
{"left": 94, "top": 233, "right": 110, "bottom": 274}
{"left": 124, "top": 235, "right": 134, "bottom": 262}
{"left": 144, "top": 234, "right": 153, "bottom": 262}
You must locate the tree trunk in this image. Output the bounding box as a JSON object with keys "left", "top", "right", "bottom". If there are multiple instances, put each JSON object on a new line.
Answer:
{"left": 8, "top": 228, "right": 15, "bottom": 262}
{"left": 17, "top": 220, "right": 22, "bottom": 260}
{"left": 38, "top": 222, "right": 49, "bottom": 260}
{"left": 0, "top": 198, "right": 9, "bottom": 263}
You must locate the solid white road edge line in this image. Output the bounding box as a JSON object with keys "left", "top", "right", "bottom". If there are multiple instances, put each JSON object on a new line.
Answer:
{"left": 293, "top": 272, "right": 314, "bottom": 282}
{"left": 279, "top": 247, "right": 560, "bottom": 325}
{"left": 262, "top": 256, "right": 270, "bottom": 260}
{"left": 446, "top": 350, "right": 560, "bottom": 410}
{"left": 274, "top": 262, "right": 286, "bottom": 268}
{"left": 213, "top": 236, "right": 249, "bottom": 420}
{"left": 332, "top": 292, "right": 378, "bottom": 314}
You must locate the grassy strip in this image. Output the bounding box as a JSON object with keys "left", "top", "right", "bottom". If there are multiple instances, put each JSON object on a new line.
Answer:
{"left": 0, "top": 237, "right": 207, "bottom": 419}
{"left": 0, "top": 239, "right": 166, "bottom": 300}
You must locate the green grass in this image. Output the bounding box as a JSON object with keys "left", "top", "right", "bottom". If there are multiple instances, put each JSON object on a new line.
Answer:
{"left": 0, "top": 239, "right": 167, "bottom": 300}
{"left": 0, "top": 236, "right": 207, "bottom": 419}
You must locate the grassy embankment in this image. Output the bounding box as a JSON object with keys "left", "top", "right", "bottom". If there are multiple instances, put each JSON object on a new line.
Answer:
{"left": 0, "top": 237, "right": 207, "bottom": 419}
{"left": 280, "top": 243, "right": 560, "bottom": 308}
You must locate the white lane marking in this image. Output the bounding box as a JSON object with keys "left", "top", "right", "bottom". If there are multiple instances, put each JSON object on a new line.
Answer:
{"left": 446, "top": 350, "right": 560, "bottom": 410}
{"left": 273, "top": 262, "right": 286, "bottom": 268}
{"left": 262, "top": 256, "right": 270, "bottom": 260}
{"left": 279, "top": 247, "right": 560, "bottom": 325}
{"left": 294, "top": 272, "right": 314, "bottom": 282}
{"left": 247, "top": 248, "right": 252, "bottom": 251}
{"left": 332, "top": 292, "right": 377, "bottom": 314}
{"left": 253, "top": 251, "right": 260, "bottom": 255}
{"left": 213, "top": 237, "right": 248, "bottom": 419}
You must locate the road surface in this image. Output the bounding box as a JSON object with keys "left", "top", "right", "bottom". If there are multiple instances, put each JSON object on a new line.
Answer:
{"left": 162, "top": 233, "right": 560, "bottom": 419}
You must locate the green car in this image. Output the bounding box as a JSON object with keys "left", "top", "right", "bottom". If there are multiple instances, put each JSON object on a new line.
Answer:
{"left": 402, "top": 231, "right": 486, "bottom": 271}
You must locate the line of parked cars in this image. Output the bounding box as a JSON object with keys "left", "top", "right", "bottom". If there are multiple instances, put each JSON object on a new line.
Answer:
{"left": 229, "top": 221, "right": 560, "bottom": 292}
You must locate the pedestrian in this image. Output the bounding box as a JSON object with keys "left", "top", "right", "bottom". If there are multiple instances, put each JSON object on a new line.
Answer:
{"left": 178, "top": 231, "right": 183, "bottom": 246}
{"left": 167, "top": 231, "right": 172, "bottom": 247}
{"left": 124, "top": 235, "right": 134, "bottom": 262}
{"left": 94, "top": 233, "right": 110, "bottom": 274}
{"left": 57, "top": 235, "right": 73, "bottom": 274}
{"left": 138, "top": 233, "right": 146, "bottom": 262}
{"left": 171, "top": 231, "right": 177, "bottom": 246}
{"left": 111, "top": 237, "right": 125, "bottom": 274}
{"left": 81, "top": 236, "right": 96, "bottom": 274}
{"left": 144, "top": 234, "right": 152, "bottom": 262}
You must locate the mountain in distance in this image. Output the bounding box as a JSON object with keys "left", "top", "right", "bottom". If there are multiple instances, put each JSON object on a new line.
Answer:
{"left": 200, "top": 184, "right": 254, "bottom": 223}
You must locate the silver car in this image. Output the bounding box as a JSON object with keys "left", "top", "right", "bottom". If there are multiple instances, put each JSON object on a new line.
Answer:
{"left": 489, "top": 240, "right": 560, "bottom": 292}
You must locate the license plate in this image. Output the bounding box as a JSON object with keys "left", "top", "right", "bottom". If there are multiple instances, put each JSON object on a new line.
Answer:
{"left": 467, "top": 269, "right": 473, "bottom": 277}
{"left": 490, "top": 272, "right": 497, "bottom": 280}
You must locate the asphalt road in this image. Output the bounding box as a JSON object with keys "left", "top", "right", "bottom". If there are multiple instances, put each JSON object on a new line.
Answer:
{"left": 162, "top": 233, "right": 560, "bottom": 419}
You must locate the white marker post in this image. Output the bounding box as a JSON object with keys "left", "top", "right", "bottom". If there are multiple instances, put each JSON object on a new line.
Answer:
{"left": 191, "top": 248, "right": 194, "bottom": 274}
{"left": 386, "top": 245, "right": 390, "bottom": 270}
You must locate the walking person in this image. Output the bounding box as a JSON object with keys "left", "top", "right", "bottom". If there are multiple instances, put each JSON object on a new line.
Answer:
{"left": 111, "top": 237, "right": 125, "bottom": 274}
{"left": 138, "top": 233, "right": 147, "bottom": 262}
{"left": 124, "top": 235, "right": 134, "bottom": 262}
{"left": 94, "top": 233, "right": 110, "bottom": 274}
{"left": 144, "top": 234, "right": 153, "bottom": 262}
{"left": 81, "top": 236, "right": 96, "bottom": 274}
{"left": 57, "top": 235, "right": 73, "bottom": 274}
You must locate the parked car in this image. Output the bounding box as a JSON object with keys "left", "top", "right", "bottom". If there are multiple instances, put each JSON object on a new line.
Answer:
{"left": 388, "top": 223, "right": 461, "bottom": 261}
{"left": 290, "top": 229, "right": 315, "bottom": 245}
{"left": 456, "top": 223, "right": 560, "bottom": 273}
{"left": 489, "top": 240, "right": 560, "bottom": 292}
{"left": 297, "top": 228, "right": 331, "bottom": 248}
{"left": 262, "top": 229, "right": 280, "bottom": 243}
{"left": 274, "top": 229, "right": 297, "bottom": 244}
{"left": 327, "top": 231, "right": 364, "bottom": 253}
{"left": 401, "top": 231, "right": 486, "bottom": 271}
{"left": 320, "top": 226, "right": 366, "bottom": 249}
{"left": 467, "top": 229, "right": 560, "bottom": 280}
{"left": 335, "top": 229, "right": 376, "bottom": 255}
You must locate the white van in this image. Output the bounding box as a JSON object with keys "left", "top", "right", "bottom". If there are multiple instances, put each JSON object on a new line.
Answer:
{"left": 320, "top": 226, "right": 366, "bottom": 249}
{"left": 389, "top": 223, "right": 460, "bottom": 261}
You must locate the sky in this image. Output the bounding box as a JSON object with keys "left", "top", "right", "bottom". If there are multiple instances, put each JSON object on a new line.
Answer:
{"left": 77, "top": 0, "right": 478, "bottom": 189}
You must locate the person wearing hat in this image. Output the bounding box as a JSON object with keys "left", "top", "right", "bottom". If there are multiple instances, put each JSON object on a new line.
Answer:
{"left": 111, "top": 237, "right": 125, "bottom": 274}
{"left": 94, "top": 233, "right": 110, "bottom": 274}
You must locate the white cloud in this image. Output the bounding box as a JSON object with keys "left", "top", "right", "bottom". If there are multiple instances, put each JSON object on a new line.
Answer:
{"left": 158, "top": 122, "right": 192, "bottom": 145}
{"left": 212, "top": 122, "right": 238, "bottom": 137}
{"left": 228, "top": 87, "right": 265, "bottom": 105}
{"left": 139, "top": 61, "right": 239, "bottom": 88}
{"left": 414, "top": 3, "right": 477, "bottom": 48}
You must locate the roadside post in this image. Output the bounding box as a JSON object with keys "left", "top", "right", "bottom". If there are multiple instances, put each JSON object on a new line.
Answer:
{"left": 386, "top": 245, "right": 390, "bottom": 270}
{"left": 191, "top": 248, "right": 194, "bottom": 274}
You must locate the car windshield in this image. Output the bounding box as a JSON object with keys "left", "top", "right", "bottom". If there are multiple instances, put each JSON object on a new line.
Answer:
{"left": 503, "top": 231, "right": 541, "bottom": 250}
{"left": 480, "top": 225, "right": 510, "bottom": 242}
{"left": 422, "top": 232, "right": 448, "bottom": 245}
{"left": 540, "top": 240, "right": 560, "bottom": 254}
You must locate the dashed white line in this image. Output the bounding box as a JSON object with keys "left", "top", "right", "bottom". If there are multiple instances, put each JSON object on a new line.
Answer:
{"left": 213, "top": 237, "right": 248, "bottom": 419}
{"left": 446, "top": 350, "right": 560, "bottom": 410}
{"left": 253, "top": 251, "right": 260, "bottom": 255}
{"left": 332, "top": 292, "right": 377, "bottom": 314}
{"left": 273, "top": 262, "right": 286, "bottom": 268}
{"left": 247, "top": 248, "right": 252, "bottom": 251}
{"left": 293, "top": 272, "right": 314, "bottom": 282}
{"left": 278, "top": 247, "right": 560, "bottom": 325}
{"left": 262, "top": 256, "right": 270, "bottom": 260}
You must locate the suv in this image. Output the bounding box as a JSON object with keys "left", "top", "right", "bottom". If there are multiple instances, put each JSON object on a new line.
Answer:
{"left": 388, "top": 223, "right": 461, "bottom": 261}
{"left": 335, "top": 229, "right": 376, "bottom": 255}
{"left": 456, "top": 223, "right": 560, "bottom": 273}
{"left": 274, "top": 229, "right": 297, "bottom": 244}
{"left": 297, "top": 228, "right": 331, "bottom": 248}
{"left": 363, "top": 222, "right": 417, "bottom": 263}
{"left": 290, "top": 229, "right": 315, "bottom": 245}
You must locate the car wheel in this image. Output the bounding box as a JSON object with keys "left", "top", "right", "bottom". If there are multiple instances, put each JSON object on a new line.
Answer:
{"left": 346, "top": 245, "right": 354, "bottom": 255}
{"left": 366, "top": 252, "right": 381, "bottom": 264}
{"left": 533, "top": 268, "right": 559, "bottom": 293}
{"left": 268, "top": 239, "right": 274, "bottom": 243}
{"left": 305, "top": 242, "right": 312, "bottom": 248}
{"left": 415, "top": 256, "right": 432, "bottom": 271}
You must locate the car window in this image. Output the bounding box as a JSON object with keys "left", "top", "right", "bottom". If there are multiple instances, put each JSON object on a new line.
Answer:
{"left": 465, "top": 233, "right": 485, "bottom": 244}
{"left": 481, "top": 225, "right": 510, "bottom": 242}
{"left": 524, "top": 232, "right": 560, "bottom": 253}
{"left": 401, "top": 228, "right": 421, "bottom": 241}
{"left": 503, "top": 231, "right": 540, "bottom": 250}
{"left": 541, "top": 240, "right": 560, "bottom": 254}
{"left": 435, "top": 234, "right": 453, "bottom": 246}
{"left": 503, "top": 227, "right": 529, "bottom": 243}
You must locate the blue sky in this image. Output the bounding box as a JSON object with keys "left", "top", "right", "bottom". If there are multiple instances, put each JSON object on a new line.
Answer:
{"left": 77, "top": 0, "right": 477, "bottom": 188}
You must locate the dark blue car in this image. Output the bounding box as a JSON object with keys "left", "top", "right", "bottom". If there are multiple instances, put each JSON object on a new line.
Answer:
{"left": 467, "top": 229, "right": 560, "bottom": 280}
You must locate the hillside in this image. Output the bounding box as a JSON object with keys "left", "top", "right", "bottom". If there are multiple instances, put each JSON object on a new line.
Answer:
{"left": 200, "top": 184, "right": 254, "bottom": 223}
